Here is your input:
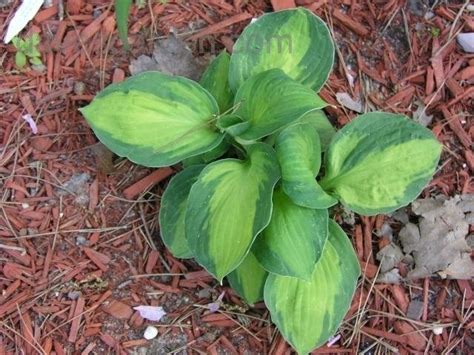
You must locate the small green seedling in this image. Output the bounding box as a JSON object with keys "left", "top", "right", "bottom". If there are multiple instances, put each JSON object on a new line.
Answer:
{"left": 430, "top": 26, "right": 441, "bottom": 37}
{"left": 136, "top": 0, "right": 147, "bottom": 8}
{"left": 11, "top": 33, "right": 42, "bottom": 68}
{"left": 81, "top": 8, "right": 442, "bottom": 354}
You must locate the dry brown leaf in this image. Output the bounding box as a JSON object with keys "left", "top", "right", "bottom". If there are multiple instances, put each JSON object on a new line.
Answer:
{"left": 399, "top": 195, "right": 474, "bottom": 279}
{"left": 335, "top": 92, "right": 363, "bottom": 113}
{"left": 129, "top": 34, "right": 206, "bottom": 80}
{"left": 376, "top": 243, "right": 404, "bottom": 273}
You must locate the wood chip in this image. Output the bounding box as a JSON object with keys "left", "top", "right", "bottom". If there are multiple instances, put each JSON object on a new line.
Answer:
{"left": 123, "top": 168, "right": 174, "bottom": 200}
{"left": 102, "top": 300, "right": 133, "bottom": 320}
{"left": 270, "top": 0, "right": 296, "bottom": 11}
{"left": 333, "top": 9, "right": 369, "bottom": 37}
{"left": 393, "top": 321, "right": 427, "bottom": 351}
{"left": 34, "top": 6, "right": 58, "bottom": 23}
{"left": 83, "top": 247, "right": 110, "bottom": 272}
{"left": 441, "top": 106, "right": 471, "bottom": 148}
{"left": 68, "top": 297, "right": 85, "bottom": 343}
{"left": 188, "top": 13, "right": 253, "bottom": 41}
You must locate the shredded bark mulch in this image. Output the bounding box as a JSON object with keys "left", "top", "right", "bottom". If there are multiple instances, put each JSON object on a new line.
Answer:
{"left": 0, "top": 0, "right": 472, "bottom": 353}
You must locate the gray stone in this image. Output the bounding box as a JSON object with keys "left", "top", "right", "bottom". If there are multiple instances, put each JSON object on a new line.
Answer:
{"left": 407, "top": 300, "right": 424, "bottom": 320}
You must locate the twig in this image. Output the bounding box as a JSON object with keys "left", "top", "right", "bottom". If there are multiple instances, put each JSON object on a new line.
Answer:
{"left": 0, "top": 243, "right": 26, "bottom": 253}
{"left": 66, "top": 11, "right": 95, "bottom": 69}
{"left": 130, "top": 273, "right": 185, "bottom": 278}
{"left": 401, "top": 9, "right": 413, "bottom": 57}
{"left": 381, "top": 7, "right": 400, "bottom": 34}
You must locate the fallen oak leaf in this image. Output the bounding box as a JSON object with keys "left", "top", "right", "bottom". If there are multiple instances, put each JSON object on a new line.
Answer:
{"left": 129, "top": 34, "right": 206, "bottom": 80}
{"left": 399, "top": 195, "right": 474, "bottom": 280}
{"left": 376, "top": 243, "right": 404, "bottom": 273}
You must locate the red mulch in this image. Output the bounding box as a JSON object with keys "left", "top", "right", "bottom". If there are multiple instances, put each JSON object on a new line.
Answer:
{"left": 0, "top": 0, "right": 472, "bottom": 354}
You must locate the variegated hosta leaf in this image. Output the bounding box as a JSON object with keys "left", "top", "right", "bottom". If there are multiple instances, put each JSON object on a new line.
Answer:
{"left": 216, "top": 114, "right": 250, "bottom": 137}
{"left": 227, "top": 252, "right": 268, "bottom": 304}
{"left": 200, "top": 51, "right": 234, "bottom": 113}
{"left": 320, "top": 112, "right": 442, "bottom": 215}
{"left": 230, "top": 69, "right": 326, "bottom": 141}
{"left": 80, "top": 72, "right": 224, "bottom": 167}
{"left": 185, "top": 143, "right": 280, "bottom": 281}
{"left": 264, "top": 220, "right": 360, "bottom": 354}
{"left": 229, "top": 8, "right": 334, "bottom": 93}
{"left": 299, "top": 110, "right": 336, "bottom": 151}
{"left": 253, "top": 188, "right": 328, "bottom": 280}
{"left": 159, "top": 165, "right": 204, "bottom": 259}
{"left": 182, "top": 138, "right": 231, "bottom": 167}
{"left": 276, "top": 122, "right": 337, "bottom": 209}
{"left": 262, "top": 110, "right": 335, "bottom": 150}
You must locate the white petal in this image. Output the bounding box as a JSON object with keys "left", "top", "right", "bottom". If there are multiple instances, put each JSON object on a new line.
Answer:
{"left": 22, "top": 114, "right": 38, "bottom": 134}
{"left": 4, "top": 0, "right": 44, "bottom": 44}
{"left": 133, "top": 305, "right": 166, "bottom": 322}
{"left": 457, "top": 33, "right": 474, "bottom": 53}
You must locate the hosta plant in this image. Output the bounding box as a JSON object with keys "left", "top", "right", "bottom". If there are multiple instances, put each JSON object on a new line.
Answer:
{"left": 81, "top": 8, "right": 442, "bottom": 354}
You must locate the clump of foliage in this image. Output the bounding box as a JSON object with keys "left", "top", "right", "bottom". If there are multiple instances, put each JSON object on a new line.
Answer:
{"left": 81, "top": 8, "right": 442, "bottom": 354}
{"left": 11, "top": 33, "right": 42, "bottom": 68}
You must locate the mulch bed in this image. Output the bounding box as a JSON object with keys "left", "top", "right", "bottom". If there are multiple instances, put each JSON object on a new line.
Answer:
{"left": 0, "top": 0, "right": 472, "bottom": 353}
